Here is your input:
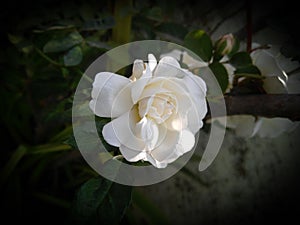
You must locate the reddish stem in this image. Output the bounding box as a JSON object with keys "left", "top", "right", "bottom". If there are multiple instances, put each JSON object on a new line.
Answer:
{"left": 246, "top": 0, "right": 252, "bottom": 52}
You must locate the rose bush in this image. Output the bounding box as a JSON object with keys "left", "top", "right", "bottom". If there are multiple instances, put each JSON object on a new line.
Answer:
{"left": 225, "top": 46, "right": 300, "bottom": 138}
{"left": 89, "top": 54, "right": 207, "bottom": 168}
{"left": 162, "top": 39, "right": 300, "bottom": 138}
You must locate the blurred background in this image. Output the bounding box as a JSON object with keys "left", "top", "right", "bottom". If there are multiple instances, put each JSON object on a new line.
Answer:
{"left": 1, "top": 0, "right": 300, "bottom": 224}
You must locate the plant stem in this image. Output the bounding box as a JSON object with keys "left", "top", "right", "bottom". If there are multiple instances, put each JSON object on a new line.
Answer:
{"left": 112, "top": 0, "right": 132, "bottom": 44}
{"left": 34, "top": 47, "right": 63, "bottom": 67}
{"left": 208, "top": 94, "right": 300, "bottom": 121}
{"left": 250, "top": 44, "right": 270, "bottom": 52}
{"left": 0, "top": 145, "right": 27, "bottom": 187}
{"left": 28, "top": 143, "right": 72, "bottom": 154}
{"left": 234, "top": 73, "right": 265, "bottom": 79}
{"left": 246, "top": 0, "right": 252, "bottom": 52}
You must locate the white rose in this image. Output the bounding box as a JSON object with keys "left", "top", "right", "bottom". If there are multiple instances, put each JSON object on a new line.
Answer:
{"left": 89, "top": 54, "right": 207, "bottom": 168}
{"left": 179, "top": 44, "right": 299, "bottom": 138}
{"left": 223, "top": 47, "right": 299, "bottom": 138}
{"left": 251, "top": 48, "right": 288, "bottom": 94}
{"left": 160, "top": 50, "right": 209, "bottom": 70}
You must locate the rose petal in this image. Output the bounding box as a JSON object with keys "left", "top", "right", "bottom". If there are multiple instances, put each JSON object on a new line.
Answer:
{"left": 138, "top": 77, "right": 171, "bottom": 102}
{"left": 252, "top": 117, "right": 298, "bottom": 138}
{"left": 160, "top": 49, "right": 182, "bottom": 61}
{"left": 163, "top": 129, "right": 195, "bottom": 163}
{"left": 148, "top": 54, "right": 157, "bottom": 71}
{"left": 138, "top": 96, "right": 154, "bottom": 118}
{"left": 228, "top": 115, "right": 256, "bottom": 138}
{"left": 135, "top": 117, "right": 159, "bottom": 150}
{"left": 102, "top": 108, "right": 145, "bottom": 150}
{"left": 160, "top": 77, "right": 190, "bottom": 100}
{"left": 180, "top": 71, "right": 207, "bottom": 131}
{"left": 177, "top": 129, "right": 195, "bottom": 155}
{"left": 182, "top": 70, "right": 207, "bottom": 97}
{"left": 163, "top": 113, "right": 188, "bottom": 132}
{"left": 131, "top": 66, "right": 152, "bottom": 103}
{"left": 263, "top": 76, "right": 287, "bottom": 94}
{"left": 130, "top": 59, "right": 145, "bottom": 80}
{"left": 287, "top": 73, "right": 300, "bottom": 93}
{"left": 150, "top": 77, "right": 205, "bottom": 133}
{"left": 101, "top": 120, "right": 120, "bottom": 147}
{"left": 150, "top": 129, "right": 195, "bottom": 166}
{"left": 173, "top": 89, "right": 205, "bottom": 128}
{"left": 145, "top": 154, "right": 168, "bottom": 168}
{"left": 186, "top": 105, "right": 204, "bottom": 134}
{"left": 90, "top": 72, "right": 133, "bottom": 117}
{"left": 120, "top": 145, "right": 147, "bottom": 162}
{"left": 182, "top": 51, "right": 208, "bottom": 69}
{"left": 251, "top": 50, "right": 288, "bottom": 82}
{"left": 150, "top": 130, "right": 179, "bottom": 162}
{"left": 154, "top": 56, "right": 182, "bottom": 78}
{"left": 156, "top": 129, "right": 195, "bottom": 165}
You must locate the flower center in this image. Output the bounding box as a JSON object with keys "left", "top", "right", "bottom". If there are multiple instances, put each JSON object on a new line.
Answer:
{"left": 138, "top": 93, "right": 176, "bottom": 124}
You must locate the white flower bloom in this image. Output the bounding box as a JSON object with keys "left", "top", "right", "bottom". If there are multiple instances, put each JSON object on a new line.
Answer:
{"left": 160, "top": 49, "right": 182, "bottom": 61}
{"left": 222, "top": 47, "right": 299, "bottom": 138}
{"left": 287, "top": 73, "right": 300, "bottom": 93}
{"left": 160, "top": 50, "right": 209, "bottom": 70}
{"left": 251, "top": 49, "right": 288, "bottom": 94}
{"left": 182, "top": 51, "right": 209, "bottom": 69}
{"left": 89, "top": 54, "right": 207, "bottom": 168}
{"left": 252, "top": 117, "right": 297, "bottom": 138}
{"left": 181, "top": 42, "right": 299, "bottom": 139}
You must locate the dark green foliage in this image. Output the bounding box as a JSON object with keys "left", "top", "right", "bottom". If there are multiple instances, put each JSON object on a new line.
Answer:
{"left": 64, "top": 46, "right": 83, "bottom": 66}
{"left": 209, "top": 62, "right": 229, "bottom": 92}
{"left": 43, "top": 31, "right": 83, "bottom": 53}
{"left": 229, "top": 52, "right": 252, "bottom": 68}
{"left": 72, "top": 177, "right": 132, "bottom": 225}
{"left": 234, "top": 65, "right": 261, "bottom": 75}
{"left": 184, "top": 30, "right": 213, "bottom": 62}
{"left": 2, "top": 1, "right": 298, "bottom": 225}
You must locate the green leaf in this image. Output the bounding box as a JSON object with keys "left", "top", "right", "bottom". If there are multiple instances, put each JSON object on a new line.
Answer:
{"left": 235, "top": 65, "right": 261, "bottom": 75}
{"left": 184, "top": 30, "right": 213, "bottom": 62}
{"left": 63, "top": 46, "right": 83, "bottom": 66}
{"left": 229, "top": 52, "right": 252, "bottom": 68}
{"left": 72, "top": 177, "right": 132, "bottom": 225}
{"left": 64, "top": 134, "right": 78, "bottom": 149}
{"left": 43, "top": 31, "right": 83, "bottom": 53}
{"left": 0, "top": 145, "right": 27, "bottom": 186}
{"left": 33, "top": 25, "right": 75, "bottom": 33}
{"left": 73, "top": 177, "right": 112, "bottom": 223}
{"left": 7, "top": 34, "right": 23, "bottom": 45}
{"left": 28, "top": 143, "right": 72, "bottom": 154}
{"left": 209, "top": 62, "right": 229, "bottom": 92}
